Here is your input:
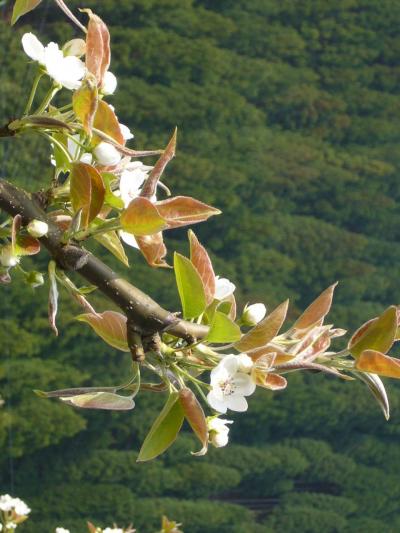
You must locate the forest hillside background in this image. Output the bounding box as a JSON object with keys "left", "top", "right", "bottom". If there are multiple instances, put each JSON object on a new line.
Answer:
{"left": 1, "top": 0, "right": 400, "bottom": 531}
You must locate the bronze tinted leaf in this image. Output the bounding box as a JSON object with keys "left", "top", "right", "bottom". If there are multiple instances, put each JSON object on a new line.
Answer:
{"left": 179, "top": 388, "right": 208, "bottom": 456}
{"left": 15, "top": 235, "right": 40, "bottom": 256}
{"left": 120, "top": 197, "right": 167, "bottom": 236}
{"left": 293, "top": 282, "right": 338, "bottom": 330}
{"left": 234, "top": 299, "right": 289, "bottom": 352}
{"left": 156, "top": 196, "right": 221, "bottom": 229}
{"left": 141, "top": 128, "right": 177, "bottom": 198}
{"left": 356, "top": 349, "right": 400, "bottom": 379}
{"left": 70, "top": 162, "right": 106, "bottom": 228}
{"left": 84, "top": 9, "right": 110, "bottom": 86}
{"left": 189, "top": 230, "right": 216, "bottom": 305}
{"left": 136, "top": 233, "right": 169, "bottom": 268}
{"left": 349, "top": 306, "right": 397, "bottom": 358}
{"left": 93, "top": 100, "right": 124, "bottom": 145}
{"left": 77, "top": 310, "right": 129, "bottom": 352}
{"left": 73, "top": 81, "right": 98, "bottom": 134}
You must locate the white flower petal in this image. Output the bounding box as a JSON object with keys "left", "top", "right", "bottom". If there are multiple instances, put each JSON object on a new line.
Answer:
{"left": 120, "top": 123, "right": 134, "bottom": 141}
{"left": 102, "top": 71, "right": 117, "bottom": 95}
{"left": 93, "top": 142, "right": 121, "bottom": 166}
{"left": 120, "top": 231, "right": 140, "bottom": 249}
{"left": 119, "top": 168, "right": 148, "bottom": 206}
{"left": 220, "top": 354, "right": 239, "bottom": 377}
{"left": 243, "top": 303, "right": 267, "bottom": 325}
{"left": 233, "top": 373, "right": 257, "bottom": 396}
{"left": 226, "top": 395, "right": 248, "bottom": 412}
{"left": 22, "top": 33, "right": 45, "bottom": 63}
{"left": 236, "top": 353, "right": 254, "bottom": 373}
{"left": 215, "top": 276, "right": 236, "bottom": 300}
{"left": 207, "top": 391, "right": 228, "bottom": 414}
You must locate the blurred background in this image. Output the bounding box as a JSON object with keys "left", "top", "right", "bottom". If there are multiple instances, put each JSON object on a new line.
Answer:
{"left": 1, "top": 0, "right": 400, "bottom": 531}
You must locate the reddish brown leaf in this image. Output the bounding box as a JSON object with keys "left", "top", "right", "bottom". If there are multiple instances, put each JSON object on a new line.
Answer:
{"left": 234, "top": 299, "right": 289, "bottom": 352}
{"left": 293, "top": 283, "right": 338, "bottom": 330}
{"left": 249, "top": 345, "right": 292, "bottom": 364}
{"left": 253, "top": 371, "right": 287, "bottom": 390}
{"left": 77, "top": 310, "right": 129, "bottom": 351}
{"left": 136, "top": 233, "right": 169, "bottom": 268}
{"left": 73, "top": 80, "right": 98, "bottom": 134}
{"left": 156, "top": 196, "right": 221, "bottom": 229}
{"left": 70, "top": 162, "right": 106, "bottom": 228}
{"left": 93, "top": 100, "right": 124, "bottom": 146}
{"left": 141, "top": 128, "right": 177, "bottom": 198}
{"left": 356, "top": 349, "right": 400, "bottom": 379}
{"left": 87, "top": 522, "right": 97, "bottom": 533}
{"left": 179, "top": 388, "right": 208, "bottom": 455}
{"left": 120, "top": 197, "right": 167, "bottom": 236}
{"left": 84, "top": 9, "right": 110, "bottom": 87}
{"left": 15, "top": 235, "right": 40, "bottom": 256}
{"left": 189, "top": 230, "right": 216, "bottom": 306}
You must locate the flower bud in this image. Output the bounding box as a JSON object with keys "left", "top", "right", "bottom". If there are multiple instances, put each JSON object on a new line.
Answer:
{"left": 237, "top": 353, "right": 254, "bottom": 373}
{"left": 242, "top": 303, "right": 267, "bottom": 326}
{"left": 63, "top": 38, "right": 86, "bottom": 57}
{"left": 27, "top": 219, "right": 48, "bottom": 238}
{"left": 25, "top": 271, "right": 44, "bottom": 288}
{"left": 93, "top": 142, "right": 121, "bottom": 166}
{"left": 214, "top": 276, "right": 236, "bottom": 300}
{"left": 207, "top": 417, "right": 233, "bottom": 448}
{"left": 101, "top": 71, "right": 117, "bottom": 95}
{"left": 0, "top": 245, "right": 19, "bottom": 268}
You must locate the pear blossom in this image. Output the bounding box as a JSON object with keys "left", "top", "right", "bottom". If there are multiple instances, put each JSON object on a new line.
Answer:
{"left": 207, "top": 417, "right": 233, "bottom": 448}
{"left": 0, "top": 495, "right": 30, "bottom": 516}
{"left": 27, "top": 220, "right": 48, "bottom": 238}
{"left": 119, "top": 124, "right": 134, "bottom": 141}
{"left": 62, "top": 38, "right": 86, "bottom": 57}
{"left": 214, "top": 276, "right": 235, "bottom": 300}
{"left": 101, "top": 71, "right": 118, "bottom": 95}
{"left": 236, "top": 353, "right": 254, "bottom": 373}
{"left": 242, "top": 303, "right": 267, "bottom": 326}
{"left": 66, "top": 136, "right": 92, "bottom": 164}
{"left": 93, "top": 142, "right": 121, "bottom": 166}
{"left": 0, "top": 246, "right": 19, "bottom": 268}
{"left": 22, "top": 33, "right": 85, "bottom": 90}
{"left": 207, "top": 354, "right": 256, "bottom": 414}
{"left": 55, "top": 528, "right": 70, "bottom": 533}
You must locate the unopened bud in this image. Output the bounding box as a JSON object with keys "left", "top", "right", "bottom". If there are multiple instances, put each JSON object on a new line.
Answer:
{"left": 93, "top": 141, "right": 121, "bottom": 166}
{"left": 27, "top": 219, "right": 48, "bottom": 238}
{"left": 242, "top": 303, "right": 267, "bottom": 326}
{"left": 63, "top": 38, "right": 86, "bottom": 57}
{"left": 237, "top": 353, "right": 254, "bottom": 373}
{"left": 101, "top": 71, "right": 117, "bottom": 95}
{"left": 207, "top": 417, "right": 233, "bottom": 448}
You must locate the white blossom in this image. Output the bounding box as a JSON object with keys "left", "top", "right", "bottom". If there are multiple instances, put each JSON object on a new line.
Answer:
{"left": 0, "top": 246, "right": 19, "bottom": 268}
{"left": 236, "top": 353, "right": 254, "bottom": 373}
{"left": 93, "top": 142, "right": 121, "bottom": 166}
{"left": 119, "top": 124, "right": 134, "bottom": 141}
{"left": 214, "top": 276, "right": 236, "bottom": 300}
{"left": 27, "top": 220, "right": 48, "bottom": 238}
{"left": 101, "top": 71, "right": 117, "bottom": 95}
{"left": 62, "top": 38, "right": 86, "bottom": 57}
{"left": 55, "top": 528, "right": 70, "bottom": 533}
{"left": 22, "top": 33, "right": 85, "bottom": 90}
{"left": 242, "top": 303, "right": 267, "bottom": 326}
{"left": 67, "top": 135, "right": 92, "bottom": 164}
{"left": 207, "top": 355, "right": 256, "bottom": 414}
{"left": 0, "top": 495, "right": 30, "bottom": 516}
{"left": 0, "top": 523, "right": 3, "bottom": 531}
{"left": 207, "top": 417, "right": 233, "bottom": 448}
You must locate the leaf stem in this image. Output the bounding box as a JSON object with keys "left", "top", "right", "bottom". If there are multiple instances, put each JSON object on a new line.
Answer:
{"left": 34, "top": 83, "right": 61, "bottom": 115}
{"left": 23, "top": 70, "right": 44, "bottom": 116}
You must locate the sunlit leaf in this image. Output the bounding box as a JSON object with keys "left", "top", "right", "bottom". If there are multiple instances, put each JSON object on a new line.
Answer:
{"left": 156, "top": 196, "right": 221, "bottom": 229}
{"left": 14, "top": 235, "right": 40, "bottom": 256}
{"left": 179, "top": 388, "right": 208, "bottom": 456}
{"left": 174, "top": 252, "right": 207, "bottom": 319}
{"left": 138, "top": 392, "right": 184, "bottom": 462}
{"left": 61, "top": 391, "right": 134, "bottom": 410}
{"left": 48, "top": 261, "right": 58, "bottom": 336}
{"left": 349, "top": 306, "right": 397, "bottom": 358}
{"left": 93, "top": 100, "right": 124, "bottom": 146}
{"left": 95, "top": 230, "right": 129, "bottom": 267}
{"left": 252, "top": 371, "right": 287, "bottom": 390}
{"left": 189, "top": 229, "right": 215, "bottom": 305}
{"left": 352, "top": 370, "right": 390, "bottom": 420}
{"left": 141, "top": 128, "right": 177, "bottom": 198}
{"left": 120, "top": 197, "right": 167, "bottom": 237}
{"left": 73, "top": 80, "right": 98, "bottom": 135}
{"left": 206, "top": 311, "right": 241, "bottom": 343}
{"left": 136, "top": 233, "right": 169, "bottom": 268}
{"left": 77, "top": 310, "right": 129, "bottom": 351}
{"left": 356, "top": 349, "right": 400, "bottom": 379}
{"left": 35, "top": 385, "right": 119, "bottom": 398}
{"left": 70, "top": 162, "right": 106, "bottom": 228}
{"left": 234, "top": 299, "right": 289, "bottom": 352}
{"left": 293, "top": 283, "right": 337, "bottom": 330}
{"left": 102, "top": 171, "right": 125, "bottom": 209}
{"left": 12, "top": 0, "right": 42, "bottom": 25}
{"left": 83, "top": 9, "right": 110, "bottom": 87}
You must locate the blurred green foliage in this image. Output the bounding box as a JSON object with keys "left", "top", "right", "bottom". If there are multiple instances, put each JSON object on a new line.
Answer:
{"left": 1, "top": 0, "right": 400, "bottom": 531}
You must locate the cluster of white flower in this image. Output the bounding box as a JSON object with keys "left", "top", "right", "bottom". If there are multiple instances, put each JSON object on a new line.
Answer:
{"left": 55, "top": 528, "right": 70, "bottom": 533}
{"left": 0, "top": 495, "right": 30, "bottom": 517}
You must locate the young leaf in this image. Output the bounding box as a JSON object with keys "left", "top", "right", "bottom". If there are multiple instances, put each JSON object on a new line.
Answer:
{"left": 137, "top": 233, "right": 169, "bottom": 268}
{"left": 138, "top": 392, "right": 184, "bottom": 462}
{"left": 352, "top": 370, "right": 390, "bottom": 420}
{"left": 102, "top": 171, "right": 125, "bottom": 209}
{"left": 356, "top": 349, "right": 400, "bottom": 379}
{"left": 14, "top": 235, "right": 40, "bottom": 256}
{"left": 61, "top": 392, "right": 134, "bottom": 410}
{"left": 234, "top": 299, "right": 289, "bottom": 352}
{"left": 206, "top": 311, "right": 241, "bottom": 343}
{"left": 349, "top": 306, "right": 397, "bottom": 358}
{"left": 293, "top": 282, "right": 338, "bottom": 330}
{"left": 141, "top": 128, "right": 177, "bottom": 198}
{"left": 70, "top": 162, "right": 106, "bottom": 228}
{"left": 156, "top": 196, "right": 221, "bottom": 229}
{"left": 77, "top": 310, "right": 129, "bottom": 351}
{"left": 189, "top": 229, "right": 216, "bottom": 305}
{"left": 174, "top": 252, "right": 207, "bottom": 319}
{"left": 179, "top": 388, "right": 208, "bottom": 456}
{"left": 95, "top": 231, "right": 129, "bottom": 267}
{"left": 73, "top": 81, "right": 98, "bottom": 135}
{"left": 83, "top": 9, "right": 110, "bottom": 87}
{"left": 48, "top": 261, "right": 59, "bottom": 336}
{"left": 93, "top": 100, "right": 124, "bottom": 146}
{"left": 120, "top": 197, "right": 167, "bottom": 236}
{"left": 11, "top": 0, "right": 42, "bottom": 25}
{"left": 252, "top": 372, "right": 287, "bottom": 391}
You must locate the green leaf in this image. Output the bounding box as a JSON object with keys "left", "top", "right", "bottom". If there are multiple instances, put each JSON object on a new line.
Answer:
{"left": 95, "top": 231, "right": 129, "bottom": 267}
{"left": 12, "top": 0, "right": 42, "bottom": 25}
{"left": 352, "top": 370, "right": 390, "bottom": 420}
{"left": 60, "top": 392, "right": 134, "bottom": 410}
{"left": 102, "top": 172, "right": 125, "bottom": 209}
{"left": 349, "top": 306, "right": 398, "bottom": 358}
{"left": 174, "top": 252, "right": 207, "bottom": 319}
{"left": 206, "top": 310, "right": 241, "bottom": 343}
{"left": 138, "top": 393, "right": 184, "bottom": 462}
{"left": 77, "top": 310, "right": 129, "bottom": 352}
{"left": 120, "top": 197, "right": 167, "bottom": 236}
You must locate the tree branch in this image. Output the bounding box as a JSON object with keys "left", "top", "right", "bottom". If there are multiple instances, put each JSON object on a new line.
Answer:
{"left": 0, "top": 178, "right": 208, "bottom": 342}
